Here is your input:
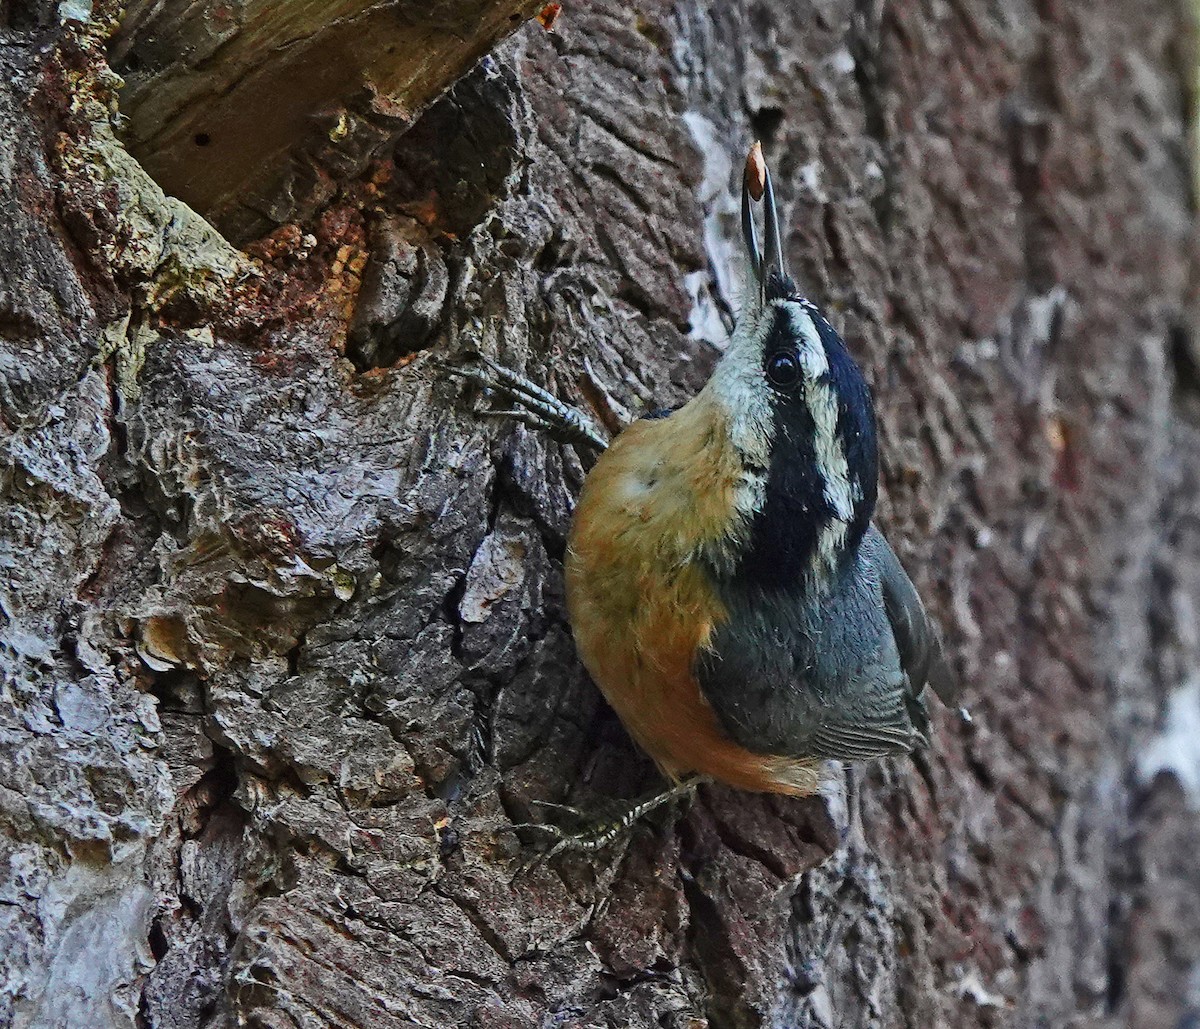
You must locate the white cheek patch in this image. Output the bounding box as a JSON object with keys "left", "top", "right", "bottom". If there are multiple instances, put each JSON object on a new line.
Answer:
{"left": 706, "top": 308, "right": 776, "bottom": 504}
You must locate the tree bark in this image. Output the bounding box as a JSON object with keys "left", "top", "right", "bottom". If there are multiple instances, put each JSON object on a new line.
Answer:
{"left": 2, "top": 1, "right": 1199, "bottom": 1027}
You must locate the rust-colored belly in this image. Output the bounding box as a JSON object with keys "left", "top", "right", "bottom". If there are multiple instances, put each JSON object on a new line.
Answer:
{"left": 563, "top": 396, "right": 819, "bottom": 796}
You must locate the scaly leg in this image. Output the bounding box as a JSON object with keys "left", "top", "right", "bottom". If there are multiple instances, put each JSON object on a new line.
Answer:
{"left": 442, "top": 355, "right": 608, "bottom": 454}
{"left": 520, "top": 775, "right": 709, "bottom": 862}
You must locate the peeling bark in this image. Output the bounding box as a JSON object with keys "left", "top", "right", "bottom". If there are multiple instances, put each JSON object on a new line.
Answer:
{"left": 2, "top": 1, "right": 1200, "bottom": 1028}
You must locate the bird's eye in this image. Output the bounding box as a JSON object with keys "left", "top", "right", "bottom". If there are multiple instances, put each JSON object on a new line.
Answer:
{"left": 765, "top": 351, "right": 800, "bottom": 390}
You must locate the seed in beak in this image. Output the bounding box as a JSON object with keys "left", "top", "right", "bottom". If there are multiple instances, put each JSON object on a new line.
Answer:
{"left": 744, "top": 141, "right": 766, "bottom": 202}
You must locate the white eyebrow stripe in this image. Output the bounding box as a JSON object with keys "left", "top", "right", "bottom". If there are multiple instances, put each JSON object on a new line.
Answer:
{"left": 785, "top": 305, "right": 854, "bottom": 525}
{"left": 788, "top": 304, "right": 830, "bottom": 379}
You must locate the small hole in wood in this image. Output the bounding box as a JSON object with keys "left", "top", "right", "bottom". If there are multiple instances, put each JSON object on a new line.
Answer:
{"left": 194, "top": 133, "right": 211, "bottom": 147}
{"left": 749, "top": 107, "right": 785, "bottom": 146}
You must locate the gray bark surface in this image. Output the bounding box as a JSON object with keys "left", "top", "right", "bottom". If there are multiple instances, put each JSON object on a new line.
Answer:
{"left": 2, "top": 0, "right": 1200, "bottom": 1027}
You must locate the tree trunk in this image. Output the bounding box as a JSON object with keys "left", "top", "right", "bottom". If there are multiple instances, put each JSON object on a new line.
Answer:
{"left": 2, "top": 1, "right": 1199, "bottom": 1027}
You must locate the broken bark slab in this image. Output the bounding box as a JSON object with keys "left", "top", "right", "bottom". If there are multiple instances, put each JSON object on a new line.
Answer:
{"left": 110, "top": 0, "right": 546, "bottom": 241}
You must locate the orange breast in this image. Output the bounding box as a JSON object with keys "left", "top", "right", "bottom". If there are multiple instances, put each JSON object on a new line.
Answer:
{"left": 563, "top": 392, "right": 819, "bottom": 796}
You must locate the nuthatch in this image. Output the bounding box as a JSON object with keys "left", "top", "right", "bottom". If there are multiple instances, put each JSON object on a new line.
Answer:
{"left": 455, "top": 145, "right": 954, "bottom": 812}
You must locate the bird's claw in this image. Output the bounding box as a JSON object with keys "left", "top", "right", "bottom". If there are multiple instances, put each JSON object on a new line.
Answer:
{"left": 440, "top": 355, "right": 608, "bottom": 453}
{"left": 515, "top": 818, "right": 628, "bottom": 859}
{"left": 512, "top": 776, "right": 709, "bottom": 873}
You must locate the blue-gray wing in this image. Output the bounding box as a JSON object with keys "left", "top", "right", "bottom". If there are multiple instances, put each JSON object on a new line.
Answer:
{"left": 868, "top": 528, "right": 956, "bottom": 707}
{"left": 696, "top": 525, "right": 953, "bottom": 763}
{"left": 804, "top": 528, "right": 955, "bottom": 760}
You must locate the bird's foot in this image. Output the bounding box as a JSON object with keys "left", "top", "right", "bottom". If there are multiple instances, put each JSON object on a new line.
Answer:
{"left": 517, "top": 776, "right": 708, "bottom": 863}
{"left": 441, "top": 354, "right": 608, "bottom": 453}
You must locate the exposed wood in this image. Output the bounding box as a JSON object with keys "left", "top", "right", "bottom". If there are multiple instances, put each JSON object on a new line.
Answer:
{"left": 111, "top": 0, "right": 545, "bottom": 241}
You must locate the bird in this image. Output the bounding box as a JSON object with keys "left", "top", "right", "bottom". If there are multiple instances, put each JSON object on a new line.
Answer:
{"left": 450, "top": 144, "right": 954, "bottom": 839}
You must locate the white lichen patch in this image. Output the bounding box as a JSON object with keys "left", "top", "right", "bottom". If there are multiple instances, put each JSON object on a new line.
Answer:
{"left": 1138, "top": 675, "right": 1200, "bottom": 805}
{"left": 459, "top": 525, "right": 527, "bottom": 624}
{"left": 680, "top": 111, "right": 741, "bottom": 349}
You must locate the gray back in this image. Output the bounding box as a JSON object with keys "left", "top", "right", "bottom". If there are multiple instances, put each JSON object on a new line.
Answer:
{"left": 697, "top": 525, "right": 938, "bottom": 761}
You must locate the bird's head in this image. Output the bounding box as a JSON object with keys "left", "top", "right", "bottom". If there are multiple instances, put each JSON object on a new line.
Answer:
{"left": 703, "top": 145, "right": 879, "bottom": 590}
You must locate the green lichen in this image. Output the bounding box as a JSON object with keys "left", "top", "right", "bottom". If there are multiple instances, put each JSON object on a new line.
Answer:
{"left": 60, "top": 123, "right": 254, "bottom": 307}
{"left": 96, "top": 317, "right": 216, "bottom": 403}
{"left": 59, "top": 22, "right": 256, "bottom": 397}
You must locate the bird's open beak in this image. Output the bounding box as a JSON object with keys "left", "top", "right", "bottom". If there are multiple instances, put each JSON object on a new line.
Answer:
{"left": 741, "top": 141, "right": 786, "bottom": 301}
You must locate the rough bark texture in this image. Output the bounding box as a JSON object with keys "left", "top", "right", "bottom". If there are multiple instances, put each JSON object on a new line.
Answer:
{"left": 2, "top": 1, "right": 1200, "bottom": 1027}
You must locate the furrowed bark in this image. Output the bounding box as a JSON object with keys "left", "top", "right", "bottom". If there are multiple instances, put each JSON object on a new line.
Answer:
{"left": 2, "top": 1, "right": 1200, "bottom": 1027}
